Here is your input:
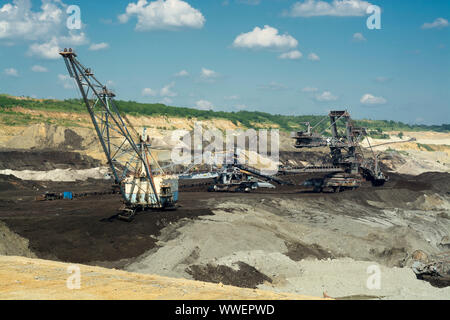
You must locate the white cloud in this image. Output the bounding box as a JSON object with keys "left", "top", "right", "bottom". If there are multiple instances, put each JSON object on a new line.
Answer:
{"left": 199, "top": 68, "right": 220, "bottom": 83}
{"left": 143, "top": 82, "right": 178, "bottom": 98}
{"left": 352, "top": 32, "right": 366, "bottom": 42}
{"left": 196, "top": 99, "right": 214, "bottom": 110}
{"left": 421, "top": 18, "right": 449, "bottom": 30}
{"left": 28, "top": 37, "right": 60, "bottom": 59}
{"left": 31, "top": 65, "right": 48, "bottom": 72}
{"left": 315, "top": 91, "right": 338, "bottom": 101}
{"left": 279, "top": 50, "right": 303, "bottom": 60}
{"left": 142, "top": 88, "right": 157, "bottom": 96}
{"left": 0, "top": 1, "right": 90, "bottom": 59}
{"left": 175, "top": 69, "right": 189, "bottom": 77}
{"left": 27, "top": 32, "right": 88, "bottom": 60}
{"left": 59, "top": 32, "right": 88, "bottom": 46}
{"left": 160, "top": 82, "right": 177, "bottom": 97}
{"left": 360, "top": 93, "right": 386, "bottom": 105}
{"left": 286, "top": 0, "right": 373, "bottom": 17}
{"left": 89, "top": 42, "right": 109, "bottom": 51}
{"left": 308, "top": 53, "right": 320, "bottom": 61}
{"left": 4, "top": 68, "right": 18, "bottom": 77}
{"left": 233, "top": 25, "right": 298, "bottom": 50}
{"left": 225, "top": 95, "right": 239, "bottom": 100}
{"left": 119, "top": 0, "right": 205, "bottom": 31}
{"left": 302, "top": 86, "right": 318, "bottom": 92}
{"left": 58, "top": 74, "right": 74, "bottom": 89}
{"left": 201, "top": 68, "right": 218, "bottom": 78}
{"left": 0, "top": 0, "right": 64, "bottom": 41}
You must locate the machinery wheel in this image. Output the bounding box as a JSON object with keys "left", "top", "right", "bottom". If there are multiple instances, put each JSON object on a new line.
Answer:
{"left": 372, "top": 179, "right": 386, "bottom": 187}
{"left": 118, "top": 209, "right": 136, "bottom": 222}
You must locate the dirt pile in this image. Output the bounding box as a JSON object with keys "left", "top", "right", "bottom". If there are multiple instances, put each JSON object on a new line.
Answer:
{"left": 0, "top": 150, "right": 106, "bottom": 182}
{"left": 0, "top": 222, "right": 36, "bottom": 258}
{"left": 0, "top": 174, "right": 41, "bottom": 192}
{"left": 187, "top": 262, "right": 273, "bottom": 289}
{"left": 0, "top": 150, "right": 101, "bottom": 171}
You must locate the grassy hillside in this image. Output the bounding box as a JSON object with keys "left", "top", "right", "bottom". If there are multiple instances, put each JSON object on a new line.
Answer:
{"left": 1, "top": 94, "right": 449, "bottom": 133}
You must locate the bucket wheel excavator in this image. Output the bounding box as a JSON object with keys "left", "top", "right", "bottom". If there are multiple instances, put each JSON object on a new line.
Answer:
{"left": 292, "top": 110, "right": 389, "bottom": 192}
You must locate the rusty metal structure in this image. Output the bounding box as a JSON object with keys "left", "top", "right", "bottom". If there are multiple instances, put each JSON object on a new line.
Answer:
{"left": 60, "top": 49, "right": 178, "bottom": 220}
{"left": 292, "top": 110, "right": 388, "bottom": 192}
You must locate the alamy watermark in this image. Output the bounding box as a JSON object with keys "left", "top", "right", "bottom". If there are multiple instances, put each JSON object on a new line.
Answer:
{"left": 66, "top": 5, "right": 82, "bottom": 30}
{"left": 171, "top": 124, "right": 280, "bottom": 175}
{"left": 366, "top": 264, "right": 381, "bottom": 290}
{"left": 366, "top": 5, "right": 381, "bottom": 30}
{"left": 66, "top": 265, "right": 81, "bottom": 290}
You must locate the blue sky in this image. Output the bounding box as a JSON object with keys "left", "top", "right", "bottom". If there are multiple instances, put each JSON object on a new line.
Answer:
{"left": 0, "top": 0, "right": 449, "bottom": 125}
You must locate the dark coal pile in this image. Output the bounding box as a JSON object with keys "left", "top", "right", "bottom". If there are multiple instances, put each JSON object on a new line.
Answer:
{"left": 0, "top": 149, "right": 101, "bottom": 171}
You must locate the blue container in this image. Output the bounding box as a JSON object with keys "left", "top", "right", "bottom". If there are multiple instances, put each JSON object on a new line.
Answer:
{"left": 63, "top": 192, "right": 73, "bottom": 200}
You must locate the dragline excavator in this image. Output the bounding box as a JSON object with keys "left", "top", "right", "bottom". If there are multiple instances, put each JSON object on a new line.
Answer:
{"left": 60, "top": 49, "right": 178, "bottom": 221}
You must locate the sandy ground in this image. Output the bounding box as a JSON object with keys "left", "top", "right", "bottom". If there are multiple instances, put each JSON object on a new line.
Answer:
{"left": 382, "top": 150, "right": 450, "bottom": 175}
{"left": 362, "top": 132, "right": 450, "bottom": 175}
{"left": 257, "top": 257, "right": 450, "bottom": 300}
{"left": 0, "top": 255, "right": 323, "bottom": 300}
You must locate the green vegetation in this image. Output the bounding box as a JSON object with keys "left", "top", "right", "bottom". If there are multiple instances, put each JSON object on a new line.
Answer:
{"left": 417, "top": 143, "right": 435, "bottom": 152}
{"left": 368, "top": 128, "right": 390, "bottom": 139}
{"left": 1, "top": 94, "right": 449, "bottom": 132}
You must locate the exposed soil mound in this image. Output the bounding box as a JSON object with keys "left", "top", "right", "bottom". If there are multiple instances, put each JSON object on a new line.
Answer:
{"left": 187, "top": 262, "right": 272, "bottom": 289}
{"left": 0, "top": 150, "right": 101, "bottom": 170}
{"left": 3, "top": 124, "right": 96, "bottom": 150}
{"left": 0, "top": 221, "right": 36, "bottom": 258}
{"left": 388, "top": 173, "right": 433, "bottom": 192}
{"left": 417, "top": 172, "right": 450, "bottom": 194}
{"left": 0, "top": 174, "right": 41, "bottom": 192}
{"left": 285, "top": 241, "right": 334, "bottom": 261}
{"left": 60, "top": 129, "right": 84, "bottom": 150}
